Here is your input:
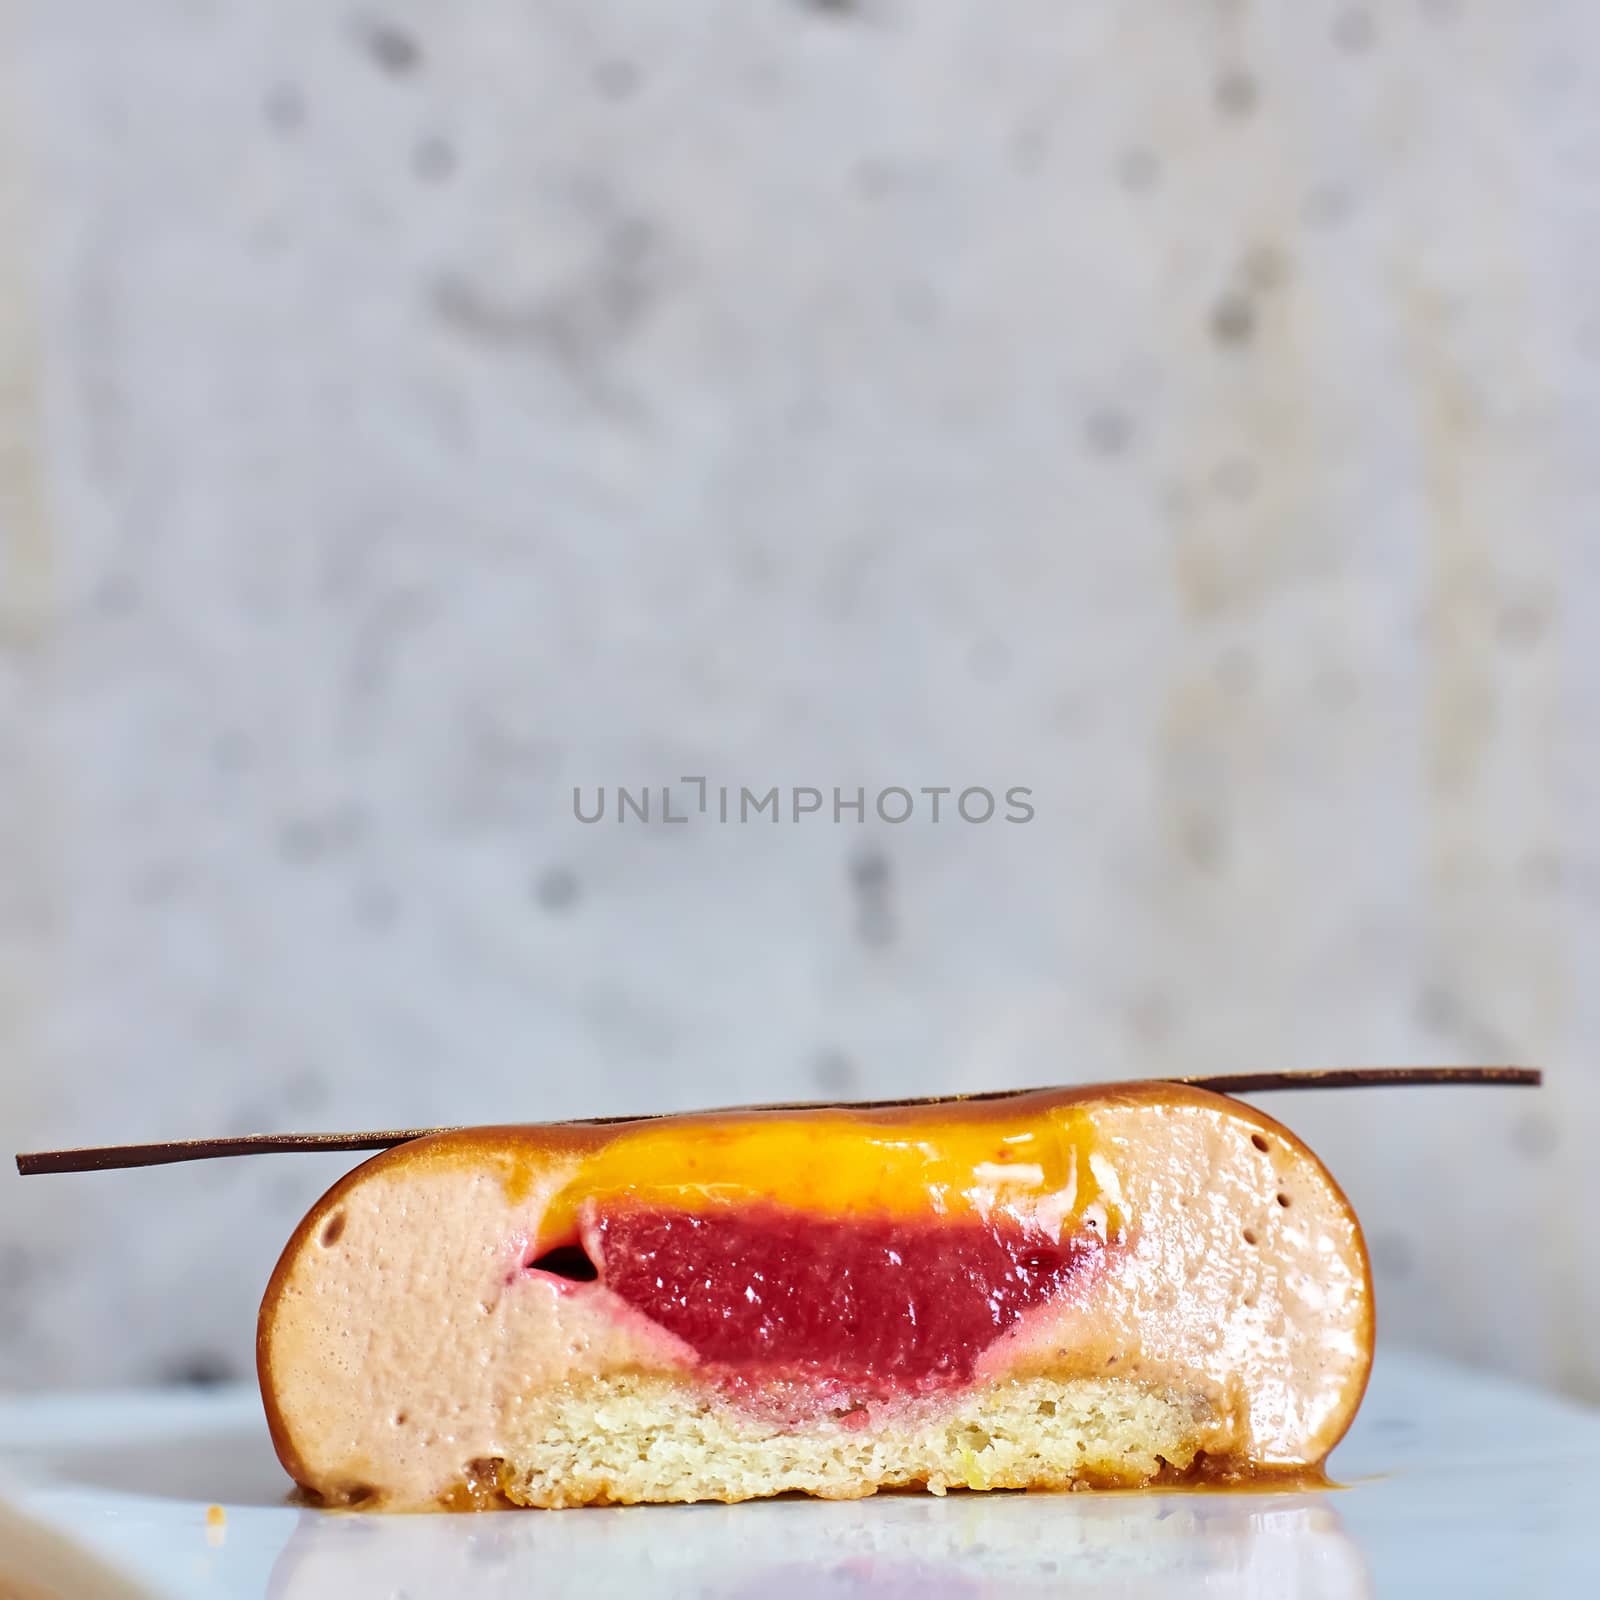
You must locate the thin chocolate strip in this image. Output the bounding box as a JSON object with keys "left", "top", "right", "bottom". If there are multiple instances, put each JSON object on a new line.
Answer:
{"left": 13, "top": 1067, "right": 1541, "bottom": 1176}
{"left": 15, "top": 1130, "right": 449, "bottom": 1176}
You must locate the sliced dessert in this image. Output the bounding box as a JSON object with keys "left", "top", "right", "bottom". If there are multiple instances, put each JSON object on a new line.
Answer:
{"left": 258, "top": 1082, "right": 1372, "bottom": 1508}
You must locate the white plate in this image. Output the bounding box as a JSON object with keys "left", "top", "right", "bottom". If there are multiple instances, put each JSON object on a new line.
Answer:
{"left": 1, "top": 1348, "right": 1596, "bottom": 1598}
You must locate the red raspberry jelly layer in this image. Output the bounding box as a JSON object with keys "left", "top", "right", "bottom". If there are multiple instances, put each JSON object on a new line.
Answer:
{"left": 586, "top": 1205, "right": 1097, "bottom": 1388}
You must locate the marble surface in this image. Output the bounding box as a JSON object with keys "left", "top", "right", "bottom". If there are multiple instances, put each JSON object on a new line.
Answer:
{"left": 2, "top": 1, "right": 1600, "bottom": 1400}
{"left": 2, "top": 1349, "right": 1597, "bottom": 1598}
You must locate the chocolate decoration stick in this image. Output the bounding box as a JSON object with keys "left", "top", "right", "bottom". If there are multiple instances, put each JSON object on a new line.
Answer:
{"left": 1179, "top": 1065, "right": 1542, "bottom": 1093}
{"left": 13, "top": 1066, "right": 1541, "bottom": 1176}
{"left": 14, "top": 1130, "right": 448, "bottom": 1176}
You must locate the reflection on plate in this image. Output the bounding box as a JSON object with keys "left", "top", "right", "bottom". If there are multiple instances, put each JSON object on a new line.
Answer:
{"left": 269, "top": 1491, "right": 1369, "bottom": 1600}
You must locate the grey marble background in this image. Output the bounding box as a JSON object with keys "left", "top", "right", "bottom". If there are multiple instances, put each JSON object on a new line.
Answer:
{"left": 2, "top": 1, "right": 1598, "bottom": 1399}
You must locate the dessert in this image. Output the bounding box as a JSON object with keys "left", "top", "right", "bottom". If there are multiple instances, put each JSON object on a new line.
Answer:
{"left": 257, "top": 1082, "right": 1373, "bottom": 1509}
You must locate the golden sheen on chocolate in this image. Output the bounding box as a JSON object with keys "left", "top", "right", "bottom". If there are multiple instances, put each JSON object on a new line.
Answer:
{"left": 258, "top": 1083, "right": 1373, "bottom": 1509}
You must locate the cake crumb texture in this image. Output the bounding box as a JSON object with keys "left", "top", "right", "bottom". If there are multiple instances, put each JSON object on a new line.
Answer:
{"left": 489, "top": 1373, "right": 1231, "bottom": 1508}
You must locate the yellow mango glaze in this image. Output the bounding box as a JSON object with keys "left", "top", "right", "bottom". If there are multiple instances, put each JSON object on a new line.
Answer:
{"left": 529, "top": 1105, "right": 1119, "bottom": 1247}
